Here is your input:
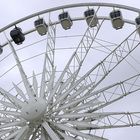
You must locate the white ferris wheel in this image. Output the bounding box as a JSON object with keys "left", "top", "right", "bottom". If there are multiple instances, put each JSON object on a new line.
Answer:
{"left": 0, "top": 2, "right": 140, "bottom": 140}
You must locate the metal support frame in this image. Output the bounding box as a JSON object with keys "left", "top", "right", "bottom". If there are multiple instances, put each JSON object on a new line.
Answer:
{"left": 47, "top": 14, "right": 104, "bottom": 105}
{"left": 0, "top": 2, "right": 140, "bottom": 140}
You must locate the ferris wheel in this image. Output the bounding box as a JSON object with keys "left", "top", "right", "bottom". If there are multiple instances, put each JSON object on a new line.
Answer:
{"left": 0, "top": 2, "right": 140, "bottom": 140}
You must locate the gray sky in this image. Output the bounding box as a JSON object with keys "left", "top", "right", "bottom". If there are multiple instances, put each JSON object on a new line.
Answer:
{"left": 0, "top": 0, "right": 140, "bottom": 28}
{"left": 0, "top": 0, "right": 140, "bottom": 140}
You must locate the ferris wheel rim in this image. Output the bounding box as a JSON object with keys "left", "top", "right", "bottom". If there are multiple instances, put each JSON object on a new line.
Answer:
{"left": 0, "top": 2, "right": 140, "bottom": 33}
{"left": 0, "top": 2, "right": 139, "bottom": 49}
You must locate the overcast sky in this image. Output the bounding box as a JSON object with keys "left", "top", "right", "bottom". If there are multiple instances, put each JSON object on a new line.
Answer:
{"left": 0, "top": 0, "right": 140, "bottom": 28}
{"left": 0, "top": 0, "right": 140, "bottom": 140}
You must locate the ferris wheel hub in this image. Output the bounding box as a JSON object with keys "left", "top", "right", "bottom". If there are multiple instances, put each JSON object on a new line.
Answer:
{"left": 20, "top": 97, "right": 47, "bottom": 122}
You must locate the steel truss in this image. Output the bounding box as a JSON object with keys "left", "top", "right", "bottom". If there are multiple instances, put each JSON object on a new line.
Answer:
{"left": 0, "top": 2, "right": 140, "bottom": 140}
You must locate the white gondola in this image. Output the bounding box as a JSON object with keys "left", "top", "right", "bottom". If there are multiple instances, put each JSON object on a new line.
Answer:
{"left": 34, "top": 18, "right": 48, "bottom": 36}
{"left": 59, "top": 12, "right": 73, "bottom": 30}
{"left": 84, "top": 9, "right": 98, "bottom": 27}
{"left": 110, "top": 10, "right": 124, "bottom": 30}
{"left": 135, "top": 16, "right": 140, "bottom": 35}
{"left": 10, "top": 27, "right": 25, "bottom": 45}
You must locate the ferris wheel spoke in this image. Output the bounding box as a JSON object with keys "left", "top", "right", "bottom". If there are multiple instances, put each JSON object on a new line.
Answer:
{"left": 53, "top": 95, "right": 100, "bottom": 113}
{"left": 5, "top": 33, "right": 35, "bottom": 99}
{"left": 63, "top": 120, "right": 99, "bottom": 131}
{"left": 57, "top": 131, "right": 76, "bottom": 140}
{"left": 0, "top": 120, "right": 25, "bottom": 130}
{"left": 83, "top": 112, "right": 140, "bottom": 130}
{"left": 4, "top": 129, "right": 21, "bottom": 140}
{"left": 46, "top": 67, "right": 56, "bottom": 103}
{"left": 30, "top": 126, "right": 40, "bottom": 140}
{"left": 40, "top": 53, "right": 47, "bottom": 98}
{"left": 0, "top": 129, "right": 16, "bottom": 138}
{"left": 63, "top": 84, "right": 92, "bottom": 102}
{"left": 42, "top": 121, "right": 61, "bottom": 140}
{"left": 55, "top": 111, "right": 140, "bottom": 130}
{"left": 53, "top": 123, "right": 107, "bottom": 140}
{"left": 40, "top": 127, "right": 48, "bottom": 140}
{"left": 62, "top": 112, "right": 140, "bottom": 130}
{"left": 0, "top": 87, "right": 24, "bottom": 108}
{"left": 25, "top": 126, "right": 35, "bottom": 140}
{"left": 58, "top": 82, "right": 98, "bottom": 107}
{"left": 55, "top": 112, "right": 120, "bottom": 120}
{"left": 49, "top": 69, "right": 85, "bottom": 107}
{"left": 64, "top": 73, "right": 140, "bottom": 113}
{"left": 13, "top": 82, "right": 27, "bottom": 101}
{"left": 0, "top": 117, "right": 16, "bottom": 122}
{"left": 0, "top": 110, "right": 20, "bottom": 117}
{"left": 63, "top": 98, "right": 103, "bottom": 113}
{"left": 56, "top": 69, "right": 79, "bottom": 97}
{"left": 88, "top": 73, "right": 140, "bottom": 112}
{"left": 46, "top": 67, "right": 56, "bottom": 92}
{"left": 51, "top": 68, "right": 102, "bottom": 109}
{"left": 0, "top": 100, "right": 18, "bottom": 109}
{"left": 45, "top": 20, "right": 56, "bottom": 73}
{"left": 32, "top": 71, "right": 38, "bottom": 96}
{"left": 14, "top": 125, "right": 29, "bottom": 140}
